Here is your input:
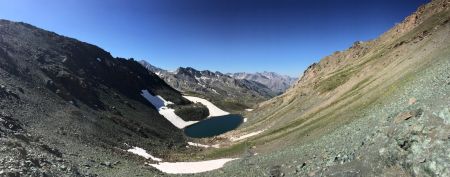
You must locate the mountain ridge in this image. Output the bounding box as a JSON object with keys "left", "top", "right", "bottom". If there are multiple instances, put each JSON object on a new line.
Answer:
{"left": 0, "top": 19, "right": 206, "bottom": 176}
{"left": 229, "top": 71, "right": 297, "bottom": 94}
{"left": 140, "top": 60, "right": 278, "bottom": 112}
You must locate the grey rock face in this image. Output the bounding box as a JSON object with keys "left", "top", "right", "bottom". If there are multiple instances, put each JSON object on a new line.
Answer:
{"left": 229, "top": 72, "right": 297, "bottom": 94}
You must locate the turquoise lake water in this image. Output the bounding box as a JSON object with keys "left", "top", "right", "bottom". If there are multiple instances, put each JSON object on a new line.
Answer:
{"left": 184, "top": 114, "right": 243, "bottom": 138}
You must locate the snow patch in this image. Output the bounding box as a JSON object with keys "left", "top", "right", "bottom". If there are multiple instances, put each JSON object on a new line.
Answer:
{"left": 141, "top": 90, "right": 197, "bottom": 129}
{"left": 194, "top": 76, "right": 201, "bottom": 82}
{"left": 127, "top": 147, "right": 162, "bottom": 162}
{"left": 96, "top": 58, "right": 102, "bottom": 62}
{"left": 245, "top": 109, "right": 254, "bottom": 112}
{"left": 159, "top": 108, "right": 198, "bottom": 129}
{"left": 147, "top": 158, "right": 238, "bottom": 174}
{"left": 200, "top": 76, "right": 211, "bottom": 80}
{"left": 126, "top": 144, "right": 237, "bottom": 175}
{"left": 243, "top": 118, "right": 248, "bottom": 123}
{"left": 211, "top": 88, "right": 219, "bottom": 94}
{"left": 141, "top": 90, "right": 167, "bottom": 109}
{"left": 183, "top": 96, "right": 229, "bottom": 117}
{"left": 188, "top": 142, "right": 220, "bottom": 148}
{"left": 154, "top": 71, "right": 163, "bottom": 77}
{"left": 231, "top": 129, "right": 266, "bottom": 142}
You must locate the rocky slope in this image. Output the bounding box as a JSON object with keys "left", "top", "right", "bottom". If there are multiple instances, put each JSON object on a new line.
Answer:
{"left": 229, "top": 71, "right": 297, "bottom": 94}
{"left": 0, "top": 19, "right": 204, "bottom": 176}
{"left": 140, "top": 61, "right": 276, "bottom": 112}
{"left": 195, "top": 0, "right": 450, "bottom": 176}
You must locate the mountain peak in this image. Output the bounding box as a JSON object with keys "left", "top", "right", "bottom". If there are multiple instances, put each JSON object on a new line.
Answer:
{"left": 140, "top": 64, "right": 277, "bottom": 111}
{"left": 229, "top": 72, "right": 297, "bottom": 93}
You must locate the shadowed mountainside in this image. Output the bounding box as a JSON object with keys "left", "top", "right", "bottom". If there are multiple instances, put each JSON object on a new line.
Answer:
{"left": 0, "top": 19, "right": 205, "bottom": 176}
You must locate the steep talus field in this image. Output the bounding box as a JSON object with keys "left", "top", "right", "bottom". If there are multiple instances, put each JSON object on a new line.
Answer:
{"left": 198, "top": 0, "right": 450, "bottom": 176}
{"left": 0, "top": 20, "right": 204, "bottom": 176}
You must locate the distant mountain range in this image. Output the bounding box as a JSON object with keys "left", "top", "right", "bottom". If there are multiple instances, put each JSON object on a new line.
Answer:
{"left": 140, "top": 61, "right": 293, "bottom": 112}
{"left": 228, "top": 72, "right": 297, "bottom": 94}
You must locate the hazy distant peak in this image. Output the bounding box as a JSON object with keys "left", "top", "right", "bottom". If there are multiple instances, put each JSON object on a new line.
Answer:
{"left": 229, "top": 72, "right": 297, "bottom": 94}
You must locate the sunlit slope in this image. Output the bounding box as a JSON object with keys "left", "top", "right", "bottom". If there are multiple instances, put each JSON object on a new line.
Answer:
{"left": 197, "top": 1, "right": 450, "bottom": 176}
{"left": 241, "top": 0, "right": 450, "bottom": 147}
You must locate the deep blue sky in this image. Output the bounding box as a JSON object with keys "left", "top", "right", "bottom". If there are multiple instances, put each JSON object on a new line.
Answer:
{"left": 0, "top": 0, "right": 428, "bottom": 77}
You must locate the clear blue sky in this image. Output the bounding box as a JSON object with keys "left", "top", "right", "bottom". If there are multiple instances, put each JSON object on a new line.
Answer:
{"left": 0, "top": 0, "right": 428, "bottom": 77}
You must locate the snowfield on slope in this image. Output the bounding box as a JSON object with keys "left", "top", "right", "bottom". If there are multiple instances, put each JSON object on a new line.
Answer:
{"left": 183, "top": 96, "right": 229, "bottom": 117}
{"left": 231, "top": 129, "right": 266, "bottom": 142}
{"left": 188, "top": 142, "right": 220, "bottom": 148}
{"left": 141, "top": 90, "right": 197, "bottom": 129}
{"left": 126, "top": 146, "right": 237, "bottom": 174}
{"left": 127, "top": 147, "right": 162, "bottom": 162}
{"left": 147, "top": 158, "right": 238, "bottom": 174}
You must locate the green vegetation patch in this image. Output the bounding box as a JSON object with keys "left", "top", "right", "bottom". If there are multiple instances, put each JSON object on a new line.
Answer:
{"left": 314, "top": 68, "right": 357, "bottom": 93}
{"left": 338, "top": 77, "right": 373, "bottom": 101}
{"left": 205, "top": 141, "right": 253, "bottom": 159}
{"left": 173, "top": 103, "right": 209, "bottom": 121}
{"left": 215, "top": 100, "right": 249, "bottom": 113}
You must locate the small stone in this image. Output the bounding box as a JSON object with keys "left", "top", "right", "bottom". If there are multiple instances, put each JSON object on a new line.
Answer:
{"left": 438, "top": 108, "right": 450, "bottom": 124}
{"left": 83, "top": 164, "right": 91, "bottom": 169}
{"left": 113, "top": 161, "right": 120, "bottom": 165}
{"left": 379, "top": 148, "right": 386, "bottom": 155}
{"left": 411, "top": 124, "right": 424, "bottom": 132}
{"left": 418, "top": 158, "right": 426, "bottom": 163}
{"left": 300, "top": 162, "right": 307, "bottom": 168}
{"left": 394, "top": 111, "right": 414, "bottom": 123}
{"left": 428, "top": 161, "right": 437, "bottom": 173}
{"left": 102, "top": 161, "right": 112, "bottom": 168}
{"left": 308, "top": 170, "right": 317, "bottom": 177}
{"left": 408, "top": 98, "right": 417, "bottom": 105}
{"left": 24, "top": 160, "right": 33, "bottom": 166}
{"left": 59, "top": 165, "right": 67, "bottom": 171}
